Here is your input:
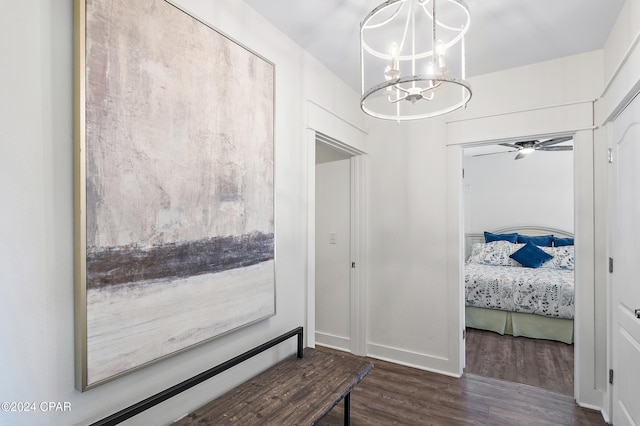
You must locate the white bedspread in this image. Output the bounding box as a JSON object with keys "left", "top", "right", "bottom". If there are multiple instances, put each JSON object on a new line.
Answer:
{"left": 464, "top": 263, "right": 574, "bottom": 319}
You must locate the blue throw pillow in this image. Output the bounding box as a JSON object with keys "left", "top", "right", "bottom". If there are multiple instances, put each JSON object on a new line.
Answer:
{"left": 484, "top": 231, "right": 518, "bottom": 244}
{"left": 553, "top": 237, "right": 574, "bottom": 247}
{"left": 517, "top": 234, "right": 554, "bottom": 247}
{"left": 510, "top": 242, "right": 553, "bottom": 268}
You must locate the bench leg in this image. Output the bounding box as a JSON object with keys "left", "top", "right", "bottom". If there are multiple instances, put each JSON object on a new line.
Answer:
{"left": 344, "top": 392, "right": 350, "bottom": 426}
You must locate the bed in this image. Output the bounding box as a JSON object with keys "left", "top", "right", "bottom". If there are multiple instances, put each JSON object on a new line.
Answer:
{"left": 464, "top": 226, "right": 575, "bottom": 344}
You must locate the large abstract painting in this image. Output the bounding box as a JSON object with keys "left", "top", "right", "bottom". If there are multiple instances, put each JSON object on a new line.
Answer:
{"left": 74, "top": 0, "right": 275, "bottom": 390}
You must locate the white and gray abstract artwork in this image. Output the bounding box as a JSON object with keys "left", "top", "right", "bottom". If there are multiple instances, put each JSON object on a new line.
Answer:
{"left": 80, "top": 0, "right": 275, "bottom": 388}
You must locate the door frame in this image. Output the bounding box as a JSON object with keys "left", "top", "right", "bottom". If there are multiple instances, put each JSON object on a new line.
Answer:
{"left": 445, "top": 100, "right": 604, "bottom": 408}
{"left": 606, "top": 91, "right": 640, "bottom": 425}
{"left": 305, "top": 101, "right": 368, "bottom": 355}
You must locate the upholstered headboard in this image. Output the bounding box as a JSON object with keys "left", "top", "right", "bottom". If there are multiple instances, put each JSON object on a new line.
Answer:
{"left": 465, "top": 226, "right": 575, "bottom": 260}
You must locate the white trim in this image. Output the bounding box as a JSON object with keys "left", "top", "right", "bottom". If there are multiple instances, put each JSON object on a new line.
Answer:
{"left": 315, "top": 332, "right": 351, "bottom": 351}
{"left": 600, "top": 29, "right": 640, "bottom": 100}
{"left": 350, "top": 154, "right": 368, "bottom": 356}
{"left": 597, "top": 24, "right": 640, "bottom": 125}
{"left": 306, "top": 100, "right": 368, "bottom": 151}
{"left": 446, "top": 103, "right": 603, "bottom": 409}
{"left": 306, "top": 129, "right": 317, "bottom": 349}
{"left": 447, "top": 99, "right": 597, "bottom": 125}
{"left": 446, "top": 101, "right": 594, "bottom": 146}
{"left": 572, "top": 128, "right": 603, "bottom": 407}
{"left": 366, "top": 342, "right": 461, "bottom": 379}
{"left": 446, "top": 145, "right": 465, "bottom": 374}
{"left": 306, "top": 100, "right": 368, "bottom": 358}
{"left": 602, "top": 81, "right": 640, "bottom": 124}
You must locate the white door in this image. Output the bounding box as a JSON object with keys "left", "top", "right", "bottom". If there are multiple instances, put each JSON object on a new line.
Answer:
{"left": 611, "top": 93, "right": 640, "bottom": 425}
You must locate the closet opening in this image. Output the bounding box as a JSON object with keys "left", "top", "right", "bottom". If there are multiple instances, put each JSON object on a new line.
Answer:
{"left": 460, "top": 136, "right": 575, "bottom": 396}
{"left": 310, "top": 131, "right": 367, "bottom": 356}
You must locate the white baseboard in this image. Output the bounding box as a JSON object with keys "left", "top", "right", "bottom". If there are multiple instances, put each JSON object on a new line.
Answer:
{"left": 366, "top": 342, "right": 460, "bottom": 378}
{"left": 315, "top": 331, "right": 351, "bottom": 352}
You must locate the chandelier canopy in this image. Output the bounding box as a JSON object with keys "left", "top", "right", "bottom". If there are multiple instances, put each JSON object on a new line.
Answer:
{"left": 360, "top": 0, "right": 472, "bottom": 121}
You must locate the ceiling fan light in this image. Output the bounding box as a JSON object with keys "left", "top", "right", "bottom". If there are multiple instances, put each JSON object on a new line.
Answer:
{"left": 520, "top": 147, "right": 535, "bottom": 155}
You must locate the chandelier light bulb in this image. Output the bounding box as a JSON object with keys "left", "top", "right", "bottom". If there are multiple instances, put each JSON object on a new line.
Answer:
{"left": 390, "top": 42, "right": 400, "bottom": 73}
{"left": 436, "top": 40, "right": 447, "bottom": 71}
{"left": 426, "top": 61, "right": 434, "bottom": 75}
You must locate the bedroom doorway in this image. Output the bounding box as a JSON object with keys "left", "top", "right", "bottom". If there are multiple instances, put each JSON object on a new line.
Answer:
{"left": 461, "top": 137, "right": 575, "bottom": 395}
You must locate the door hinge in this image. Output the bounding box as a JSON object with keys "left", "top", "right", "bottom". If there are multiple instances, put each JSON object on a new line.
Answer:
{"left": 463, "top": 329, "right": 466, "bottom": 339}
{"left": 351, "top": 262, "right": 356, "bottom": 268}
{"left": 609, "top": 257, "right": 614, "bottom": 273}
{"left": 462, "top": 168, "right": 465, "bottom": 178}
{"left": 609, "top": 369, "right": 614, "bottom": 385}
{"left": 608, "top": 148, "right": 614, "bottom": 164}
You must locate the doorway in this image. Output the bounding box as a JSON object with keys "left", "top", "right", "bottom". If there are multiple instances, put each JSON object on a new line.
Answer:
{"left": 315, "top": 141, "right": 353, "bottom": 351}
{"left": 309, "top": 131, "right": 367, "bottom": 356}
{"left": 446, "top": 101, "right": 603, "bottom": 406}
{"left": 461, "top": 138, "right": 575, "bottom": 394}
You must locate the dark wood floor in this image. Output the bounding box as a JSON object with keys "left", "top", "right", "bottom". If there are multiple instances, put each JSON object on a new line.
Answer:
{"left": 464, "top": 327, "right": 574, "bottom": 395}
{"left": 316, "top": 345, "right": 605, "bottom": 426}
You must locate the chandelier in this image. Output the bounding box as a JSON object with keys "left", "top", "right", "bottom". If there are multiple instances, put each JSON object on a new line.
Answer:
{"left": 360, "top": 0, "right": 472, "bottom": 121}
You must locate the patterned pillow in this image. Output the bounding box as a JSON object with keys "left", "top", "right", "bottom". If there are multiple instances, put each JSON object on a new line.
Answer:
{"left": 540, "top": 246, "right": 575, "bottom": 270}
{"left": 468, "top": 241, "right": 524, "bottom": 267}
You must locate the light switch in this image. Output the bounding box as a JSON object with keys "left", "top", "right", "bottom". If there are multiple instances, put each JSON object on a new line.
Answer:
{"left": 329, "top": 232, "right": 337, "bottom": 244}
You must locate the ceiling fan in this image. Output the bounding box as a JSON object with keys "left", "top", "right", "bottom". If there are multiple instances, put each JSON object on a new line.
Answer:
{"left": 474, "top": 136, "right": 573, "bottom": 160}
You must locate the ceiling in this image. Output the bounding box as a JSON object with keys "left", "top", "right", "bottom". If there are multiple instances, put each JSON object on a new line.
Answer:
{"left": 244, "top": 0, "right": 624, "bottom": 93}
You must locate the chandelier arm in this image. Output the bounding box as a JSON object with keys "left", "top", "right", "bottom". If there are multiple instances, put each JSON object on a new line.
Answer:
{"left": 361, "top": 1, "right": 406, "bottom": 30}
{"left": 461, "top": 31, "right": 466, "bottom": 79}
{"left": 393, "top": 85, "right": 411, "bottom": 94}
{"left": 419, "top": 1, "right": 470, "bottom": 49}
{"left": 397, "top": 1, "right": 413, "bottom": 55}
{"left": 420, "top": 81, "right": 442, "bottom": 93}
{"left": 420, "top": 0, "right": 469, "bottom": 32}
{"left": 388, "top": 92, "right": 409, "bottom": 103}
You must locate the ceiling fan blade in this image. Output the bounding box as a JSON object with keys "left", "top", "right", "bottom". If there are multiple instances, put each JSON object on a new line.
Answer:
{"left": 472, "top": 150, "right": 518, "bottom": 157}
{"left": 499, "top": 143, "right": 521, "bottom": 149}
{"left": 537, "top": 146, "right": 573, "bottom": 151}
{"left": 537, "top": 136, "right": 573, "bottom": 147}
{"left": 514, "top": 151, "right": 531, "bottom": 160}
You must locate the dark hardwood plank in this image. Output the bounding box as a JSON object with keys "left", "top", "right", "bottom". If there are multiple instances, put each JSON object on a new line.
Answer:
{"left": 316, "top": 346, "right": 605, "bottom": 426}
{"left": 175, "top": 348, "right": 372, "bottom": 425}
{"left": 465, "top": 327, "right": 574, "bottom": 395}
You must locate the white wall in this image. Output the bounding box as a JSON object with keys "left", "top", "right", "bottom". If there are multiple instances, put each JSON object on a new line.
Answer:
{"left": 366, "top": 119, "right": 457, "bottom": 372}
{"left": 365, "top": 51, "right": 603, "bottom": 379}
{"left": 463, "top": 149, "right": 574, "bottom": 234}
{"left": 0, "top": 1, "right": 363, "bottom": 425}
{"left": 315, "top": 158, "right": 352, "bottom": 349}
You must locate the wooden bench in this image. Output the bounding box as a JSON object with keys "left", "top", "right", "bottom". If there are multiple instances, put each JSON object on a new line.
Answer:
{"left": 91, "top": 327, "right": 372, "bottom": 426}
{"left": 175, "top": 347, "right": 373, "bottom": 425}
